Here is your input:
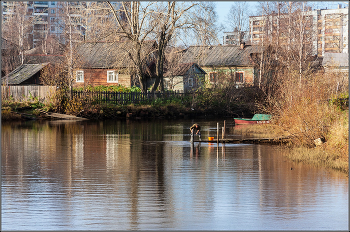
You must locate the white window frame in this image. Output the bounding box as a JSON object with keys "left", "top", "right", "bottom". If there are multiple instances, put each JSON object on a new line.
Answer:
{"left": 188, "top": 78, "right": 193, "bottom": 87}
{"left": 76, "top": 70, "right": 84, "bottom": 82}
{"left": 209, "top": 72, "right": 218, "bottom": 83}
{"left": 107, "top": 70, "right": 118, "bottom": 83}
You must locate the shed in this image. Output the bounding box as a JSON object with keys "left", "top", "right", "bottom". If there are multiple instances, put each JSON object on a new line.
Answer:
{"left": 164, "top": 63, "right": 206, "bottom": 92}
{"left": 1, "top": 63, "right": 50, "bottom": 85}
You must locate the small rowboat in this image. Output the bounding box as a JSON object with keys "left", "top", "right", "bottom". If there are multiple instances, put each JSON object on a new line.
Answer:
{"left": 234, "top": 114, "right": 271, "bottom": 125}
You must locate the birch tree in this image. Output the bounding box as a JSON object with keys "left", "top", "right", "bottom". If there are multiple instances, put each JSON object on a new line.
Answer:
{"left": 2, "top": 2, "right": 34, "bottom": 65}
{"left": 225, "top": 1, "right": 251, "bottom": 33}
{"left": 57, "top": 2, "right": 86, "bottom": 90}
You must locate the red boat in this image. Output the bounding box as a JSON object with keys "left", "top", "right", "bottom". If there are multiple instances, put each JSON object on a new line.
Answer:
{"left": 234, "top": 114, "right": 271, "bottom": 125}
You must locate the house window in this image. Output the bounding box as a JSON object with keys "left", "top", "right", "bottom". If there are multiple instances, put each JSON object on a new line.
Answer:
{"left": 76, "top": 70, "right": 84, "bottom": 82}
{"left": 51, "top": 26, "right": 55, "bottom": 32}
{"left": 235, "top": 72, "right": 244, "bottom": 83}
{"left": 188, "top": 78, "right": 193, "bottom": 87}
{"left": 51, "top": 9, "right": 55, "bottom": 14}
{"left": 164, "top": 79, "right": 170, "bottom": 89}
{"left": 107, "top": 71, "right": 118, "bottom": 83}
{"left": 209, "top": 72, "right": 218, "bottom": 83}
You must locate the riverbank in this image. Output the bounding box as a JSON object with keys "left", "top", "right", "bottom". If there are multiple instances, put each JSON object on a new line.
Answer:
{"left": 233, "top": 122, "right": 349, "bottom": 175}
{"left": 1, "top": 100, "right": 254, "bottom": 121}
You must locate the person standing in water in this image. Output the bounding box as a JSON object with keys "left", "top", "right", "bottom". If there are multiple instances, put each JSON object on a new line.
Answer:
{"left": 190, "top": 124, "right": 201, "bottom": 141}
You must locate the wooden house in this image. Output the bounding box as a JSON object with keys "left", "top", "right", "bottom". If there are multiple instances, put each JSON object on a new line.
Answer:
{"left": 73, "top": 41, "right": 157, "bottom": 88}
{"left": 163, "top": 63, "right": 206, "bottom": 92}
{"left": 179, "top": 43, "right": 264, "bottom": 88}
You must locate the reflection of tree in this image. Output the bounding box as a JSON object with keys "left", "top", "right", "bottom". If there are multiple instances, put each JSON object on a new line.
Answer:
{"left": 2, "top": 121, "right": 347, "bottom": 229}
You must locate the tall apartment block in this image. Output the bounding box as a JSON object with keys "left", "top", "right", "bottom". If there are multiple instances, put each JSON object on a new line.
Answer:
{"left": 2, "top": 1, "right": 117, "bottom": 49}
{"left": 249, "top": 5, "right": 348, "bottom": 56}
{"left": 222, "top": 30, "right": 249, "bottom": 45}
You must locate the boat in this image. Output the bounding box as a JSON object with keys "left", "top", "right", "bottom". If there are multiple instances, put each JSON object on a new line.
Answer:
{"left": 234, "top": 114, "right": 271, "bottom": 125}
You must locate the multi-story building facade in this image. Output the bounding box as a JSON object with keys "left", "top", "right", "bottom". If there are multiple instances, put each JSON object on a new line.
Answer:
{"left": 249, "top": 4, "right": 348, "bottom": 56}
{"left": 223, "top": 30, "right": 249, "bottom": 45}
{"left": 2, "top": 1, "right": 117, "bottom": 49}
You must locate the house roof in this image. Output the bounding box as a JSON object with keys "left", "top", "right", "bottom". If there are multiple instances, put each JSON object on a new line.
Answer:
{"left": 164, "top": 63, "right": 206, "bottom": 77}
{"left": 322, "top": 53, "right": 349, "bottom": 67}
{"left": 24, "top": 54, "right": 65, "bottom": 65}
{"left": 180, "top": 45, "right": 264, "bottom": 67}
{"left": 2, "top": 63, "right": 49, "bottom": 85}
{"left": 74, "top": 41, "right": 157, "bottom": 69}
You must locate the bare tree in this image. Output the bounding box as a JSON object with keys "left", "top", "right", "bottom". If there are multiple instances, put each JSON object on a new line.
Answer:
{"left": 225, "top": 1, "right": 251, "bottom": 33}
{"left": 2, "top": 2, "right": 34, "bottom": 65}
{"left": 56, "top": 2, "right": 86, "bottom": 91}
{"left": 106, "top": 1, "right": 219, "bottom": 93}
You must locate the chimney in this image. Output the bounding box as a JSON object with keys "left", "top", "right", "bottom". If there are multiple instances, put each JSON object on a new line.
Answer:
{"left": 240, "top": 42, "right": 246, "bottom": 49}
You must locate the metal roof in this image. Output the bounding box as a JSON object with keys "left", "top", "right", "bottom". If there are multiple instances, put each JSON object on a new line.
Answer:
{"left": 74, "top": 41, "right": 157, "bottom": 69}
{"left": 2, "top": 63, "right": 49, "bottom": 85}
{"left": 180, "top": 45, "right": 264, "bottom": 67}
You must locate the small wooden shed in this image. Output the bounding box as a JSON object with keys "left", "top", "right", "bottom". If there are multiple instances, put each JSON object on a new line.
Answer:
{"left": 163, "top": 63, "right": 206, "bottom": 92}
{"left": 1, "top": 63, "right": 50, "bottom": 85}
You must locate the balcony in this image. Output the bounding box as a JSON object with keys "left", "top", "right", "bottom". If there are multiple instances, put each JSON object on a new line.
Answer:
{"left": 33, "top": 11, "right": 48, "bottom": 16}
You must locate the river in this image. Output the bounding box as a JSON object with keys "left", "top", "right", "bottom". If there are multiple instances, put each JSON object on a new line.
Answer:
{"left": 1, "top": 119, "right": 348, "bottom": 230}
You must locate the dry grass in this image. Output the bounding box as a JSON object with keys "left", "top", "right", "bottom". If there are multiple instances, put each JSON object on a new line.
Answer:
{"left": 1, "top": 106, "right": 21, "bottom": 120}
{"left": 283, "top": 146, "right": 348, "bottom": 174}
{"left": 259, "top": 70, "right": 349, "bottom": 173}
{"left": 269, "top": 71, "right": 348, "bottom": 147}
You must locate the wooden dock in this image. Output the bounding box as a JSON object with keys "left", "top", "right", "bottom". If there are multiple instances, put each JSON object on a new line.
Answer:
{"left": 192, "top": 137, "right": 291, "bottom": 144}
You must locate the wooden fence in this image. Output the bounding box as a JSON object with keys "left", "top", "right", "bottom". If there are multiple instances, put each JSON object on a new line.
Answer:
{"left": 71, "top": 90, "right": 190, "bottom": 105}
{"left": 1, "top": 86, "right": 56, "bottom": 103}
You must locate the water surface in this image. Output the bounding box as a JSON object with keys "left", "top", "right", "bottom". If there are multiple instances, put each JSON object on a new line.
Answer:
{"left": 1, "top": 119, "right": 348, "bottom": 230}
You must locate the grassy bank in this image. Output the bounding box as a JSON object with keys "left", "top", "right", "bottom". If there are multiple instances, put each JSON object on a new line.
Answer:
{"left": 234, "top": 119, "right": 348, "bottom": 174}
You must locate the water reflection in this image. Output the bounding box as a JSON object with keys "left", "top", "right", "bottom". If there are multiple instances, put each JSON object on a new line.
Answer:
{"left": 1, "top": 120, "right": 348, "bottom": 230}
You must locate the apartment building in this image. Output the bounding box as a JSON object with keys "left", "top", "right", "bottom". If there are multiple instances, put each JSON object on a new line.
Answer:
{"left": 222, "top": 30, "right": 249, "bottom": 45}
{"left": 249, "top": 5, "right": 348, "bottom": 56}
{"left": 2, "top": 1, "right": 116, "bottom": 49}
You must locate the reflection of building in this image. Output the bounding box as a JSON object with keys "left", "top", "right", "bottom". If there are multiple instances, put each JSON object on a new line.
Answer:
{"left": 249, "top": 4, "right": 348, "bottom": 56}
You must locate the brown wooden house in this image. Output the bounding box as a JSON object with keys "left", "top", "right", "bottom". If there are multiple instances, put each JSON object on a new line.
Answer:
{"left": 179, "top": 43, "right": 264, "bottom": 88}
{"left": 73, "top": 41, "right": 157, "bottom": 88}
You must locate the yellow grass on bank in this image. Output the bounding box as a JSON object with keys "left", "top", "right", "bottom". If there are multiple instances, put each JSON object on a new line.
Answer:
{"left": 233, "top": 114, "right": 348, "bottom": 174}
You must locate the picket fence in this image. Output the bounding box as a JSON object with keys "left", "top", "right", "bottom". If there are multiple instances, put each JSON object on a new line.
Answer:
{"left": 1, "top": 86, "right": 190, "bottom": 105}
{"left": 71, "top": 90, "right": 189, "bottom": 105}
{"left": 1, "top": 86, "right": 57, "bottom": 103}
